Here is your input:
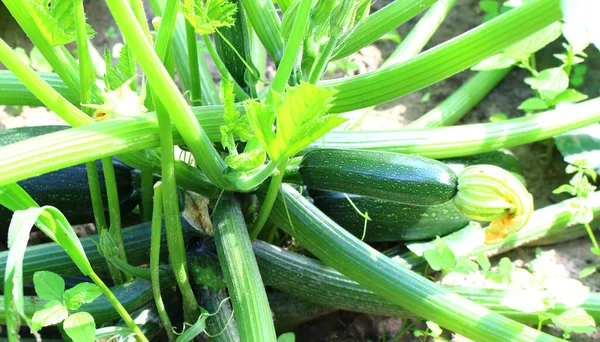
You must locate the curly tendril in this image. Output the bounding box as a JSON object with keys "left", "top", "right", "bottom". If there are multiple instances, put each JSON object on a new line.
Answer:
{"left": 453, "top": 165, "right": 534, "bottom": 244}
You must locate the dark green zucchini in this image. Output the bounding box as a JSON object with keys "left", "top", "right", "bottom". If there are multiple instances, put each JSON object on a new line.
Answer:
{"left": 299, "top": 149, "right": 458, "bottom": 206}
{"left": 310, "top": 190, "right": 468, "bottom": 242}
{"left": 308, "top": 150, "right": 525, "bottom": 242}
{"left": 0, "top": 126, "right": 140, "bottom": 241}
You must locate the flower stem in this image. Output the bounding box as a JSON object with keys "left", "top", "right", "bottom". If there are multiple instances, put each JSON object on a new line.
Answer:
{"left": 186, "top": 21, "right": 203, "bottom": 106}
{"left": 250, "top": 159, "right": 287, "bottom": 240}
{"left": 150, "top": 183, "right": 176, "bottom": 342}
{"left": 88, "top": 271, "right": 149, "bottom": 342}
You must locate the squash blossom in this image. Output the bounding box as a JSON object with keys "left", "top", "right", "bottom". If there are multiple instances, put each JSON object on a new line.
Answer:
{"left": 85, "top": 78, "right": 147, "bottom": 121}
{"left": 453, "top": 165, "right": 533, "bottom": 244}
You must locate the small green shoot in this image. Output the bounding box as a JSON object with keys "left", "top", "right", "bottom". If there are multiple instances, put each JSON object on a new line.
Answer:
{"left": 413, "top": 321, "right": 446, "bottom": 341}
{"left": 278, "top": 332, "right": 296, "bottom": 342}
{"left": 30, "top": 271, "right": 102, "bottom": 341}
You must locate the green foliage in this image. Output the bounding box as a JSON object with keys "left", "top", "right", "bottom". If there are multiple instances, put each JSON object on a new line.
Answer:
{"left": 103, "top": 45, "right": 136, "bottom": 91}
{"left": 245, "top": 83, "right": 344, "bottom": 162}
{"left": 180, "top": 0, "right": 237, "bottom": 35}
{"left": 413, "top": 321, "right": 444, "bottom": 341}
{"left": 26, "top": 0, "right": 95, "bottom": 46}
{"left": 553, "top": 158, "right": 597, "bottom": 225}
{"left": 31, "top": 271, "right": 101, "bottom": 342}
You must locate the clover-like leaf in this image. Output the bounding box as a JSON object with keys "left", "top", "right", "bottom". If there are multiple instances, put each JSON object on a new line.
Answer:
{"left": 63, "top": 283, "right": 103, "bottom": 311}
{"left": 63, "top": 312, "right": 97, "bottom": 342}
{"left": 33, "top": 271, "right": 65, "bottom": 302}
{"left": 31, "top": 300, "right": 68, "bottom": 332}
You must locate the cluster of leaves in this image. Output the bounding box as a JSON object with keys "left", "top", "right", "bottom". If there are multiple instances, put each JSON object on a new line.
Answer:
{"left": 30, "top": 271, "right": 102, "bottom": 341}
{"left": 413, "top": 221, "right": 597, "bottom": 337}
{"left": 180, "top": 0, "right": 237, "bottom": 35}
{"left": 554, "top": 158, "right": 597, "bottom": 226}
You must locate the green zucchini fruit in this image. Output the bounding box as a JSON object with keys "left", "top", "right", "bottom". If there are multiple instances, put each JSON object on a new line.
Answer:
{"left": 0, "top": 126, "right": 140, "bottom": 240}
{"left": 299, "top": 149, "right": 458, "bottom": 205}
{"left": 310, "top": 190, "right": 467, "bottom": 241}
{"left": 308, "top": 150, "right": 525, "bottom": 241}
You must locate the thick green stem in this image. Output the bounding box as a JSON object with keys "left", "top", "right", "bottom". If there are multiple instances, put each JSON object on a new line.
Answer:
{"left": 88, "top": 272, "right": 149, "bottom": 342}
{"left": 152, "top": 92, "right": 200, "bottom": 321}
{"left": 101, "top": 157, "right": 130, "bottom": 283}
{"left": 270, "top": 0, "right": 312, "bottom": 94}
{"left": 250, "top": 160, "right": 287, "bottom": 240}
{"left": 213, "top": 195, "right": 277, "bottom": 341}
{"left": 129, "top": 0, "right": 152, "bottom": 42}
{"left": 324, "top": 0, "right": 562, "bottom": 112}
{"left": 105, "top": 0, "right": 231, "bottom": 189}
{"left": 1, "top": 96, "right": 599, "bottom": 189}
{"left": 186, "top": 22, "right": 203, "bottom": 106}
{"left": 333, "top": 0, "right": 438, "bottom": 60}
{"left": 150, "top": 184, "right": 176, "bottom": 342}
{"left": 308, "top": 37, "right": 337, "bottom": 84}
{"left": 203, "top": 35, "right": 250, "bottom": 100}
{"left": 239, "top": 0, "right": 283, "bottom": 64}
{"left": 383, "top": 0, "right": 457, "bottom": 67}
{"left": 408, "top": 68, "right": 512, "bottom": 128}
{"left": 0, "top": 39, "right": 90, "bottom": 126}
{"left": 268, "top": 185, "right": 562, "bottom": 341}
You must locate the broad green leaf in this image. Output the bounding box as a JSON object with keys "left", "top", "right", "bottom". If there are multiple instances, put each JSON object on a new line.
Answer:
{"left": 180, "top": 0, "right": 237, "bottom": 35}
{"left": 473, "top": 22, "right": 562, "bottom": 70}
{"left": 63, "top": 283, "right": 103, "bottom": 311}
{"left": 518, "top": 98, "right": 549, "bottom": 112}
{"left": 278, "top": 332, "right": 296, "bottom": 342}
{"left": 552, "top": 308, "right": 596, "bottom": 333}
{"left": 500, "top": 290, "right": 546, "bottom": 313}
{"left": 30, "top": 47, "right": 53, "bottom": 73}
{"left": 422, "top": 238, "right": 456, "bottom": 272}
{"left": 33, "top": 271, "right": 65, "bottom": 302}
{"left": 524, "top": 67, "right": 569, "bottom": 101}
{"left": 103, "top": 45, "right": 135, "bottom": 91}
{"left": 551, "top": 89, "right": 588, "bottom": 105}
{"left": 26, "top": 0, "right": 95, "bottom": 46}
{"left": 31, "top": 300, "right": 68, "bottom": 332}
{"left": 225, "top": 148, "right": 266, "bottom": 171}
{"left": 63, "top": 312, "right": 96, "bottom": 342}
{"left": 555, "top": 124, "right": 600, "bottom": 175}
{"left": 245, "top": 83, "right": 344, "bottom": 161}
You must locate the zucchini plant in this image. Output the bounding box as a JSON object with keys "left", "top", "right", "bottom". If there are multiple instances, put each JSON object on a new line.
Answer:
{"left": 0, "top": 0, "right": 598, "bottom": 341}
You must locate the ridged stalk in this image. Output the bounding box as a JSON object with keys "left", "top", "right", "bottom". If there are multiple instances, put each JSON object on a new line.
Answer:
{"left": 267, "top": 185, "right": 561, "bottom": 341}
{"left": 238, "top": 0, "right": 283, "bottom": 64}
{"left": 213, "top": 195, "right": 276, "bottom": 341}
{"left": 324, "top": 0, "right": 562, "bottom": 112}
{"left": 1, "top": 96, "right": 598, "bottom": 190}
{"left": 408, "top": 68, "right": 512, "bottom": 128}
{"left": 333, "top": 0, "right": 438, "bottom": 59}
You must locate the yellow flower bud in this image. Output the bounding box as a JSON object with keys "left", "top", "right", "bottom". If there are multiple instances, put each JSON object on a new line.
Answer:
{"left": 453, "top": 165, "right": 534, "bottom": 244}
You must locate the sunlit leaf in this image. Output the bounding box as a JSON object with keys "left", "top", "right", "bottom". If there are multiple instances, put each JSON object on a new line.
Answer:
{"left": 26, "top": 0, "right": 95, "bottom": 46}
{"left": 63, "top": 312, "right": 96, "bottom": 342}
{"left": 63, "top": 283, "right": 103, "bottom": 311}
{"left": 33, "top": 271, "right": 65, "bottom": 302}
{"left": 524, "top": 67, "right": 569, "bottom": 101}
{"left": 31, "top": 300, "right": 68, "bottom": 332}
{"left": 552, "top": 308, "right": 596, "bottom": 333}
{"left": 181, "top": 0, "right": 237, "bottom": 35}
